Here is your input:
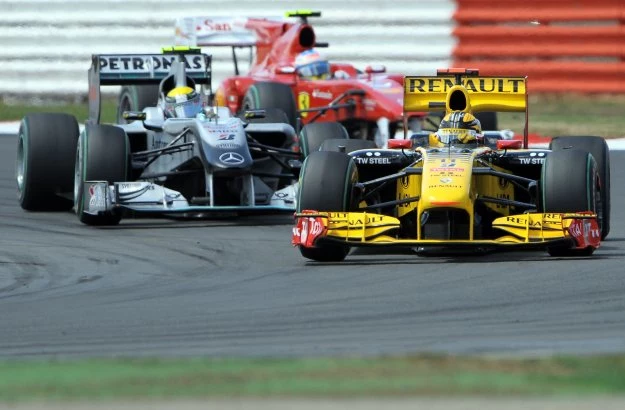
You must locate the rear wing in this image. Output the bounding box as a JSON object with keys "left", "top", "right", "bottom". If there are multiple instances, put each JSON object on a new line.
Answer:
{"left": 403, "top": 69, "right": 529, "bottom": 147}
{"left": 174, "top": 17, "right": 286, "bottom": 47}
{"left": 88, "top": 51, "right": 211, "bottom": 124}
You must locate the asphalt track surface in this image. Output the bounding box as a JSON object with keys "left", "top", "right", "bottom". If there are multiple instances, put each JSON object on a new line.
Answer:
{"left": 1, "top": 135, "right": 624, "bottom": 359}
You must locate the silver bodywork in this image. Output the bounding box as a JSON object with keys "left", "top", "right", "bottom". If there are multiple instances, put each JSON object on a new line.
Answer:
{"left": 81, "top": 106, "right": 299, "bottom": 217}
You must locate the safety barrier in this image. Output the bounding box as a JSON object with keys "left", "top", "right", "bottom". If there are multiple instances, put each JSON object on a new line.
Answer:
{"left": 0, "top": 0, "right": 456, "bottom": 96}
{"left": 452, "top": 0, "right": 625, "bottom": 93}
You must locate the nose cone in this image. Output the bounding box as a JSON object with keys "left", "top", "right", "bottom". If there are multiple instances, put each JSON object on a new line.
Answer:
{"left": 419, "top": 153, "right": 474, "bottom": 212}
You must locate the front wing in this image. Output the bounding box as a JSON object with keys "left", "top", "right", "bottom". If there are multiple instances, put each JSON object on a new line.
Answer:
{"left": 292, "top": 210, "right": 601, "bottom": 252}
{"left": 82, "top": 181, "right": 295, "bottom": 216}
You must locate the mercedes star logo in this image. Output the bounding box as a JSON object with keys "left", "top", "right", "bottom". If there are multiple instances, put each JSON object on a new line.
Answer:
{"left": 219, "top": 152, "right": 245, "bottom": 165}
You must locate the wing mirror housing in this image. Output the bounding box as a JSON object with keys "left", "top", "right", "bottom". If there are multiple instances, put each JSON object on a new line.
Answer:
{"left": 244, "top": 109, "right": 266, "bottom": 120}
{"left": 365, "top": 64, "right": 386, "bottom": 74}
{"left": 277, "top": 66, "right": 296, "bottom": 75}
{"left": 122, "top": 111, "right": 146, "bottom": 121}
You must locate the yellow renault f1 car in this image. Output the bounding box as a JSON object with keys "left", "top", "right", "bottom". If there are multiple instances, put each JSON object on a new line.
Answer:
{"left": 292, "top": 68, "right": 610, "bottom": 261}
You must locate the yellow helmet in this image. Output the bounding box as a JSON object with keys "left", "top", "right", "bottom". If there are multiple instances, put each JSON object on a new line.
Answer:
{"left": 432, "top": 111, "right": 482, "bottom": 146}
{"left": 164, "top": 86, "right": 203, "bottom": 118}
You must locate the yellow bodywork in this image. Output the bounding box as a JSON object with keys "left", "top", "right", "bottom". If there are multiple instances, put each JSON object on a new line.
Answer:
{"left": 395, "top": 147, "right": 515, "bottom": 239}
{"left": 404, "top": 75, "right": 527, "bottom": 113}
{"left": 295, "top": 210, "right": 595, "bottom": 247}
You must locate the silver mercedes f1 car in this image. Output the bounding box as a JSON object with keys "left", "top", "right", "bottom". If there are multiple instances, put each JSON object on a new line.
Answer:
{"left": 16, "top": 48, "right": 303, "bottom": 225}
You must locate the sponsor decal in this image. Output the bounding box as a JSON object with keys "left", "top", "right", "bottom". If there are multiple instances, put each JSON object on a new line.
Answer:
{"left": 88, "top": 184, "right": 106, "bottom": 211}
{"left": 355, "top": 151, "right": 391, "bottom": 165}
{"left": 327, "top": 213, "right": 385, "bottom": 226}
{"left": 496, "top": 193, "right": 510, "bottom": 209}
{"left": 216, "top": 143, "right": 241, "bottom": 149}
{"left": 400, "top": 176, "right": 410, "bottom": 188}
{"left": 568, "top": 217, "right": 601, "bottom": 248}
{"left": 119, "top": 182, "right": 154, "bottom": 191}
{"left": 430, "top": 167, "right": 465, "bottom": 173}
{"left": 363, "top": 98, "right": 377, "bottom": 111}
{"left": 519, "top": 157, "right": 545, "bottom": 165}
{"left": 312, "top": 90, "right": 333, "bottom": 100}
{"left": 355, "top": 157, "right": 391, "bottom": 165}
{"left": 298, "top": 92, "right": 310, "bottom": 117}
{"left": 198, "top": 19, "right": 233, "bottom": 32}
{"left": 499, "top": 177, "right": 509, "bottom": 189}
{"left": 219, "top": 152, "right": 245, "bottom": 165}
{"left": 292, "top": 213, "right": 326, "bottom": 247}
{"left": 428, "top": 184, "right": 461, "bottom": 189}
{"left": 406, "top": 77, "right": 525, "bottom": 94}
{"left": 218, "top": 133, "right": 236, "bottom": 140}
{"left": 505, "top": 216, "right": 542, "bottom": 227}
{"left": 98, "top": 55, "right": 206, "bottom": 74}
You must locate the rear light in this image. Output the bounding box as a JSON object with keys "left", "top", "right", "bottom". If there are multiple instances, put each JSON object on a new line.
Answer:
{"left": 388, "top": 139, "right": 412, "bottom": 149}
{"left": 497, "top": 140, "right": 523, "bottom": 149}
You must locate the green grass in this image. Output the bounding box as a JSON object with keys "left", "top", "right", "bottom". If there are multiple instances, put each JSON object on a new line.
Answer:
{"left": 0, "top": 98, "right": 118, "bottom": 125}
{"left": 2, "top": 354, "right": 625, "bottom": 401}
{"left": 499, "top": 94, "right": 625, "bottom": 138}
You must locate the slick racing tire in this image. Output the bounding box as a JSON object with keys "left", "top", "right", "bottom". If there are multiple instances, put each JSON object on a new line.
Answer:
{"left": 17, "top": 113, "right": 79, "bottom": 211}
{"left": 242, "top": 82, "right": 297, "bottom": 129}
{"left": 297, "top": 150, "right": 358, "bottom": 262}
{"left": 320, "top": 138, "right": 376, "bottom": 153}
{"left": 541, "top": 149, "right": 600, "bottom": 256}
{"left": 299, "top": 122, "right": 349, "bottom": 158}
{"left": 75, "top": 124, "right": 129, "bottom": 226}
{"left": 550, "top": 136, "right": 610, "bottom": 239}
{"left": 117, "top": 85, "right": 160, "bottom": 124}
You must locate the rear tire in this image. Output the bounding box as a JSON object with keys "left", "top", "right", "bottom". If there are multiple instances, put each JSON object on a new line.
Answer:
{"left": 541, "top": 149, "right": 600, "bottom": 256}
{"left": 550, "top": 136, "right": 610, "bottom": 239}
{"left": 117, "top": 85, "right": 160, "bottom": 124}
{"left": 75, "top": 124, "right": 129, "bottom": 225}
{"left": 299, "top": 122, "right": 349, "bottom": 158}
{"left": 475, "top": 111, "right": 498, "bottom": 131}
{"left": 17, "top": 113, "right": 79, "bottom": 211}
{"left": 242, "top": 82, "right": 297, "bottom": 129}
{"left": 297, "top": 151, "right": 358, "bottom": 262}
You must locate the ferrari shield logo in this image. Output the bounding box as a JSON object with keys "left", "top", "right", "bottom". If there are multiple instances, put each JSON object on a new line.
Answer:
{"left": 298, "top": 92, "right": 310, "bottom": 118}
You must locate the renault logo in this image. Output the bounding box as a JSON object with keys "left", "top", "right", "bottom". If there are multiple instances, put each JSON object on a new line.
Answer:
{"left": 219, "top": 152, "right": 245, "bottom": 165}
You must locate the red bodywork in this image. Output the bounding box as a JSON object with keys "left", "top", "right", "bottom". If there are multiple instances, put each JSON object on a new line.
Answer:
{"left": 210, "top": 18, "right": 418, "bottom": 135}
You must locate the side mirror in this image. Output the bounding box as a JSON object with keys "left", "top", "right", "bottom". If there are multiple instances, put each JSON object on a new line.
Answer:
{"left": 277, "top": 66, "right": 296, "bottom": 75}
{"left": 497, "top": 140, "right": 523, "bottom": 150}
{"left": 288, "top": 159, "right": 302, "bottom": 179}
{"left": 244, "top": 109, "right": 266, "bottom": 120}
{"left": 365, "top": 64, "right": 386, "bottom": 74}
{"left": 122, "top": 111, "right": 146, "bottom": 121}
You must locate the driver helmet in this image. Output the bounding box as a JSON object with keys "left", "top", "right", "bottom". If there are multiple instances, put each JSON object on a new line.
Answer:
{"left": 294, "top": 49, "right": 331, "bottom": 80}
{"left": 164, "top": 86, "right": 203, "bottom": 118}
{"left": 430, "top": 111, "right": 482, "bottom": 147}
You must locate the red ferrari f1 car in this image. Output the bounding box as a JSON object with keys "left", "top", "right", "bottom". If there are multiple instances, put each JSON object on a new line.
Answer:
{"left": 118, "top": 11, "right": 496, "bottom": 149}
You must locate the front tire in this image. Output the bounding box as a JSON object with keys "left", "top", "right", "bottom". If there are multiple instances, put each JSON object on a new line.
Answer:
{"left": 550, "top": 136, "right": 610, "bottom": 239}
{"left": 17, "top": 113, "right": 79, "bottom": 211}
{"left": 297, "top": 151, "right": 358, "bottom": 262}
{"left": 299, "top": 122, "right": 349, "bottom": 158}
{"left": 541, "top": 149, "right": 600, "bottom": 256}
{"left": 75, "top": 124, "right": 129, "bottom": 225}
